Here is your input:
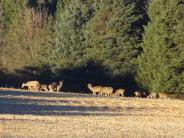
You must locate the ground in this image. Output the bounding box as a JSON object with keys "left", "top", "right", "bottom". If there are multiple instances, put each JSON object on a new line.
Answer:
{"left": 0, "top": 88, "right": 184, "bottom": 138}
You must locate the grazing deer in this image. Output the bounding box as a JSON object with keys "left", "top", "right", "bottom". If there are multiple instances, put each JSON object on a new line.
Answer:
{"left": 48, "top": 82, "right": 57, "bottom": 92}
{"left": 134, "top": 91, "right": 143, "bottom": 98}
{"left": 98, "top": 89, "right": 106, "bottom": 96}
{"left": 159, "top": 92, "right": 170, "bottom": 99}
{"left": 100, "top": 86, "right": 113, "bottom": 96}
{"left": 87, "top": 83, "right": 102, "bottom": 95}
{"left": 40, "top": 84, "right": 49, "bottom": 91}
{"left": 147, "top": 92, "right": 158, "bottom": 99}
{"left": 22, "top": 80, "right": 40, "bottom": 91}
{"left": 56, "top": 81, "right": 63, "bottom": 92}
{"left": 114, "top": 89, "right": 125, "bottom": 97}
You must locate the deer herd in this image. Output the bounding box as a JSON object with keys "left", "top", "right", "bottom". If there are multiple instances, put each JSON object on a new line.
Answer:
{"left": 87, "top": 83, "right": 171, "bottom": 99}
{"left": 21, "top": 80, "right": 170, "bottom": 99}
{"left": 22, "top": 80, "right": 63, "bottom": 92}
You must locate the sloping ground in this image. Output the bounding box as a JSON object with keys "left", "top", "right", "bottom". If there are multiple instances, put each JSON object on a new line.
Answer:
{"left": 0, "top": 89, "right": 184, "bottom": 138}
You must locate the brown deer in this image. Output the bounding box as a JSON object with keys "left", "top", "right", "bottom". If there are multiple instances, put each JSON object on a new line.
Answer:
{"left": 134, "top": 91, "right": 143, "bottom": 98}
{"left": 114, "top": 89, "right": 125, "bottom": 97}
{"left": 147, "top": 92, "right": 158, "bottom": 99}
{"left": 100, "top": 86, "right": 113, "bottom": 96}
{"left": 22, "top": 80, "right": 40, "bottom": 91}
{"left": 40, "top": 84, "right": 49, "bottom": 91}
{"left": 87, "top": 83, "right": 102, "bottom": 95}
{"left": 48, "top": 82, "right": 57, "bottom": 92}
{"left": 48, "top": 81, "right": 63, "bottom": 92}
{"left": 159, "top": 92, "right": 170, "bottom": 99}
{"left": 56, "top": 81, "right": 63, "bottom": 92}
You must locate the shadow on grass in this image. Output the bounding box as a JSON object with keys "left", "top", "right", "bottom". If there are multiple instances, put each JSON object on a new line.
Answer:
{"left": 0, "top": 91, "right": 181, "bottom": 117}
{"left": 0, "top": 96, "right": 123, "bottom": 116}
{"left": 0, "top": 91, "right": 100, "bottom": 99}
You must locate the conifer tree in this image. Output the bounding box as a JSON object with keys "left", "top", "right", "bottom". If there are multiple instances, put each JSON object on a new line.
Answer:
{"left": 53, "top": 0, "right": 94, "bottom": 68}
{"left": 54, "top": 0, "right": 145, "bottom": 76}
{"left": 137, "top": 0, "right": 184, "bottom": 93}
{"left": 85, "top": 0, "right": 144, "bottom": 76}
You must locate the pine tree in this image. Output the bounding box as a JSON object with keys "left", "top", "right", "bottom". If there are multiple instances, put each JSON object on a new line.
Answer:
{"left": 84, "top": 0, "right": 144, "bottom": 76}
{"left": 137, "top": 0, "right": 184, "bottom": 93}
{"left": 53, "top": 0, "right": 94, "bottom": 68}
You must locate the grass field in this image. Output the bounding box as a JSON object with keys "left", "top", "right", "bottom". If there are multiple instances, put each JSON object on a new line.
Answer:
{"left": 0, "top": 88, "right": 184, "bottom": 138}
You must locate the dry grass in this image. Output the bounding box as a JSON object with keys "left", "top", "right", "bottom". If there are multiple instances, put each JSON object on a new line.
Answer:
{"left": 0, "top": 88, "right": 184, "bottom": 138}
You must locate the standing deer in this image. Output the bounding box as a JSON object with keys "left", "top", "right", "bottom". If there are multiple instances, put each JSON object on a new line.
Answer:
{"left": 40, "top": 84, "right": 49, "bottom": 91}
{"left": 100, "top": 86, "right": 113, "bottom": 96}
{"left": 159, "top": 92, "right": 170, "bottom": 99}
{"left": 22, "top": 80, "right": 40, "bottom": 91}
{"left": 48, "top": 81, "right": 63, "bottom": 92}
{"left": 114, "top": 89, "right": 125, "bottom": 97}
{"left": 134, "top": 91, "right": 143, "bottom": 98}
{"left": 87, "top": 83, "right": 102, "bottom": 95}
{"left": 147, "top": 92, "right": 158, "bottom": 99}
{"left": 48, "top": 82, "right": 57, "bottom": 92}
{"left": 56, "top": 81, "right": 63, "bottom": 92}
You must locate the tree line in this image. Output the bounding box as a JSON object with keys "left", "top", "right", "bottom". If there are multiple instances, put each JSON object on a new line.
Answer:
{"left": 0, "top": 0, "right": 184, "bottom": 94}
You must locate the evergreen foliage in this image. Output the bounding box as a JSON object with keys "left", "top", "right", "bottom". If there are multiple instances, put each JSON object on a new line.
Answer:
{"left": 53, "top": 0, "right": 94, "bottom": 68}
{"left": 1, "top": 0, "right": 184, "bottom": 95}
{"left": 137, "top": 0, "right": 184, "bottom": 93}
{"left": 85, "top": 0, "right": 144, "bottom": 76}
{"left": 54, "top": 0, "right": 144, "bottom": 76}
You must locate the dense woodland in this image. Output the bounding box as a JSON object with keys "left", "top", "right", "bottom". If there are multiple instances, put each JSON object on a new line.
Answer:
{"left": 0, "top": 0, "right": 184, "bottom": 94}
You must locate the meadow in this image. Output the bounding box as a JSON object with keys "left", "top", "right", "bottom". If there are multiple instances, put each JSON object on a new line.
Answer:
{"left": 0, "top": 88, "right": 184, "bottom": 138}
